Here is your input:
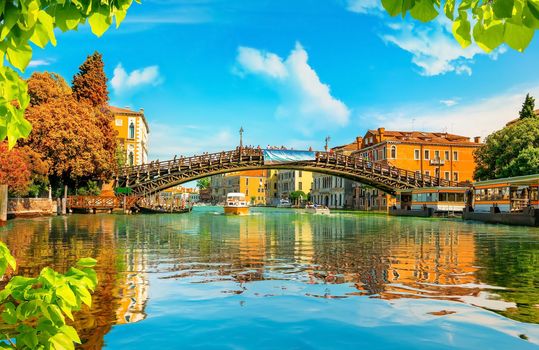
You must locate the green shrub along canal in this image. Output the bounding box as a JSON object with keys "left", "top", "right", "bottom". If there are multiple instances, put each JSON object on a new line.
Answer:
{"left": 1, "top": 207, "right": 539, "bottom": 349}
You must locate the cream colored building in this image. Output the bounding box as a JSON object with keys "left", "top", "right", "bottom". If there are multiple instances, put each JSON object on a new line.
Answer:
{"left": 111, "top": 106, "right": 149, "bottom": 166}
{"left": 276, "top": 170, "right": 313, "bottom": 203}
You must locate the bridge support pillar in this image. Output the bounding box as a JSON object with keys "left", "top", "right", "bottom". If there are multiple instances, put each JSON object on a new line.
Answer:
{"left": 0, "top": 184, "right": 7, "bottom": 223}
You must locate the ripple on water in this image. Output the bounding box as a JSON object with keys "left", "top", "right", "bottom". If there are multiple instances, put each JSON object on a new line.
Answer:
{"left": 1, "top": 209, "right": 539, "bottom": 349}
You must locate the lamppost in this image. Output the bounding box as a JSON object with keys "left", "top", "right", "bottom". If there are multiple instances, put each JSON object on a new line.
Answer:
{"left": 239, "top": 127, "right": 244, "bottom": 154}
{"left": 324, "top": 136, "right": 331, "bottom": 152}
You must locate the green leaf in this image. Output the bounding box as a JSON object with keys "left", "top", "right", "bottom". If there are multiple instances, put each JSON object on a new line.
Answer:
{"left": 0, "top": 3, "right": 19, "bottom": 41}
{"left": 493, "top": 0, "right": 515, "bottom": 18}
{"left": 410, "top": 0, "right": 438, "bottom": 22}
{"left": 56, "top": 284, "right": 77, "bottom": 306}
{"left": 473, "top": 20, "right": 505, "bottom": 52}
{"left": 40, "top": 267, "right": 57, "bottom": 286}
{"left": 528, "top": 0, "right": 539, "bottom": 20}
{"left": 88, "top": 7, "right": 112, "bottom": 37}
{"left": 76, "top": 257, "right": 97, "bottom": 268}
{"left": 60, "top": 325, "right": 81, "bottom": 344}
{"left": 73, "top": 284, "right": 92, "bottom": 307}
{"left": 504, "top": 21, "right": 535, "bottom": 51}
{"left": 47, "top": 305, "right": 66, "bottom": 326}
{"left": 55, "top": 4, "right": 82, "bottom": 31}
{"left": 6, "top": 41, "right": 32, "bottom": 72}
{"left": 453, "top": 11, "right": 473, "bottom": 48}
{"left": 1, "top": 302, "right": 17, "bottom": 324}
{"left": 382, "top": 0, "right": 404, "bottom": 16}
{"left": 50, "top": 332, "right": 75, "bottom": 350}
{"left": 444, "top": 0, "right": 456, "bottom": 20}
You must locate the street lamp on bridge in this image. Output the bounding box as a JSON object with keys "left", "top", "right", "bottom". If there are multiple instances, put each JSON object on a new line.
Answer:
{"left": 324, "top": 136, "right": 331, "bottom": 152}
{"left": 239, "top": 126, "right": 244, "bottom": 150}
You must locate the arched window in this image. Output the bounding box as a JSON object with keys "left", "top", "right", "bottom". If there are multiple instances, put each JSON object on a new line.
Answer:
{"left": 391, "top": 145, "right": 397, "bottom": 159}
{"left": 129, "top": 122, "right": 135, "bottom": 139}
{"left": 128, "top": 151, "right": 134, "bottom": 166}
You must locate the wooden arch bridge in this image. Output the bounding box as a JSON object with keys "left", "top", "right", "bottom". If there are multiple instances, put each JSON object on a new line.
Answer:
{"left": 114, "top": 149, "right": 460, "bottom": 197}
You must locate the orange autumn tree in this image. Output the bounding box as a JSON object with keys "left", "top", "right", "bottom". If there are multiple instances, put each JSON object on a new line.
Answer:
{"left": 0, "top": 143, "right": 48, "bottom": 196}
{"left": 21, "top": 72, "right": 116, "bottom": 190}
{"left": 72, "top": 52, "right": 117, "bottom": 178}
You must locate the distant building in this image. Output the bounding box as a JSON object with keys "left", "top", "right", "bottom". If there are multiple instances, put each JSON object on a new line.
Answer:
{"left": 505, "top": 109, "right": 539, "bottom": 126}
{"left": 111, "top": 106, "right": 149, "bottom": 166}
{"left": 211, "top": 170, "right": 267, "bottom": 205}
{"left": 311, "top": 175, "right": 354, "bottom": 208}
{"left": 266, "top": 170, "right": 279, "bottom": 206}
{"left": 276, "top": 170, "right": 313, "bottom": 204}
{"left": 160, "top": 186, "right": 199, "bottom": 203}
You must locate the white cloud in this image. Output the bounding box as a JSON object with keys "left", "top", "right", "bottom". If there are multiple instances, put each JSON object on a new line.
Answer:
{"left": 346, "top": 0, "right": 382, "bottom": 14}
{"left": 235, "top": 43, "right": 350, "bottom": 132}
{"left": 440, "top": 99, "right": 458, "bottom": 107}
{"left": 346, "top": 4, "right": 506, "bottom": 76}
{"left": 380, "top": 18, "right": 494, "bottom": 76}
{"left": 149, "top": 124, "right": 235, "bottom": 160}
{"left": 359, "top": 84, "right": 539, "bottom": 139}
{"left": 110, "top": 63, "right": 162, "bottom": 95}
{"left": 28, "top": 59, "right": 53, "bottom": 68}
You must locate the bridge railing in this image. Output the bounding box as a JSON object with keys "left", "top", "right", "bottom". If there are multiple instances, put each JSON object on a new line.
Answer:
{"left": 117, "top": 148, "right": 264, "bottom": 178}
{"left": 117, "top": 148, "right": 461, "bottom": 190}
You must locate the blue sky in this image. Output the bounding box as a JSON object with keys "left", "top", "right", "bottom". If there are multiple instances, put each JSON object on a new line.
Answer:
{"left": 26, "top": 0, "right": 539, "bottom": 160}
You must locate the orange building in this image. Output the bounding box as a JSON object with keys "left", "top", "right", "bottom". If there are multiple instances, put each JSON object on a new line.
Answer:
{"left": 351, "top": 128, "right": 482, "bottom": 211}
{"left": 353, "top": 128, "right": 482, "bottom": 182}
{"left": 110, "top": 106, "right": 150, "bottom": 166}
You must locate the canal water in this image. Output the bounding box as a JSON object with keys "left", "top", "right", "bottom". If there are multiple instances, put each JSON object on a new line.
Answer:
{"left": 1, "top": 207, "right": 539, "bottom": 349}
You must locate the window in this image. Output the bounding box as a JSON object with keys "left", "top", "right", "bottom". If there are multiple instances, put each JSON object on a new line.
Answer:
{"left": 128, "top": 151, "right": 134, "bottom": 166}
{"left": 453, "top": 151, "right": 458, "bottom": 161}
{"left": 453, "top": 172, "right": 459, "bottom": 182}
{"left": 444, "top": 171, "right": 450, "bottom": 180}
{"left": 299, "top": 182, "right": 303, "bottom": 191}
{"left": 414, "top": 149, "right": 420, "bottom": 160}
{"left": 434, "top": 150, "right": 440, "bottom": 160}
{"left": 299, "top": 171, "right": 302, "bottom": 177}
{"left": 382, "top": 147, "right": 386, "bottom": 159}
{"left": 425, "top": 170, "right": 430, "bottom": 176}
{"left": 424, "top": 150, "right": 430, "bottom": 160}
{"left": 390, "top": 145, "right": 397, "bottom": 159}
{"left": 128, "top": 122, "right": 135, "bottom": 139}
{"left": 115, "top": 119, "right": 123, "bottom": 126}
{"left": 445, "top": 151, "right": 450, "bottom": 160}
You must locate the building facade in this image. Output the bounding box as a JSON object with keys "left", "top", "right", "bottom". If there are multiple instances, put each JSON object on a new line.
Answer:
{"left": 276, "top": 170, "right": 313, "bottom": 204}
{"left": 311, "top": 175, "right": 354, "bottom": 209}
{"left": 266, "top": 170, "right": 279, "bottom": 206}
{"left": 351, "top": 128, "right": 482, "bottom": 211}
{"left": 210, "top": 170, "right": 267, "bottom": 205}
{"left": 111, "top": 106, "right": 150, "bottom": 166}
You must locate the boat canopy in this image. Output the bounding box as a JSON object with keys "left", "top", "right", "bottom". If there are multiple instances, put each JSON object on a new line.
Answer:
{"left": 473, "top": 174, "right": 539, "bottom": 188}
{"left": 227, "top": 192, "right": 246, "bottom": 198}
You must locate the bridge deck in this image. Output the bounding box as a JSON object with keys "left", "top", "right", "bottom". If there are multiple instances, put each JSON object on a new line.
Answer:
{"left": 115, "top": 149, "right": 462, "bottom": 196}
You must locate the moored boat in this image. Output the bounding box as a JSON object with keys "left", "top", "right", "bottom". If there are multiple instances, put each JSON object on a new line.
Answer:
{"left": 304, "top": 204, "right": 330, "bottom": 215}
{"left": 463, "top": 174, "right": 539, "bottom": 226}
{"left": 224, "top": 193, "right": 250, "bottom": 215}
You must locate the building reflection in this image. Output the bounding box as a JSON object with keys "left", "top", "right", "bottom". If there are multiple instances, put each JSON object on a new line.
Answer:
{"left": 1, "top": 209, "right": 537, "bottom": 345}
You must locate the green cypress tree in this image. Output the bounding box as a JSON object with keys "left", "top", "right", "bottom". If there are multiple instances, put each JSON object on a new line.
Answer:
{"left": 519, "top": 93, "right": 536, "bottom": 120}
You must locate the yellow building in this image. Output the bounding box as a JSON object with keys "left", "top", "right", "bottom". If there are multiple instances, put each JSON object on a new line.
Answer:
{"left": 211, "top": 170, "right": 267, "bottom": 205}
{"left": 276, "top": 170, "right": 313, "bottom": 204}
{"left": 266, "top": 170, "right": 279, "bottom": 206}
{"left": 111, "top": 106, "right": 150, "bottom": 166}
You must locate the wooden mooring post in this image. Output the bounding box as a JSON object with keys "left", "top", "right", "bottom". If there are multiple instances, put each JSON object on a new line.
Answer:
{"left": 0, "top": 184, "right": 7, "bottom": 222}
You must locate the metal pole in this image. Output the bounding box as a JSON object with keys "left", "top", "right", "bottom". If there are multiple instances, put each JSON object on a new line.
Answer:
{"left": 239, "top": 127, "right": 244, "bottom": 155}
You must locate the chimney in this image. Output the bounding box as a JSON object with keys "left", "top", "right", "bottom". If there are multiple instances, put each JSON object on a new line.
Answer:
{"left": 474, "top": 136, "right": 481, "bottom": 143}
{"left": 355, "top": 136, "right": 363, "bottom": 150}
{"left": 377, "top": 127, "right": 385, "bottom": 141}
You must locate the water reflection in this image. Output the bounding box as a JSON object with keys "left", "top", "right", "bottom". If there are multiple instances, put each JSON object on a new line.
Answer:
{"left": 1, "top": 209, "right": 539, "bottom": 348}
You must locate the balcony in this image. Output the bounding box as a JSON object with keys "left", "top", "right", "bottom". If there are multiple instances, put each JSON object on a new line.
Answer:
{"left": 429, "top": 158, "right": 445, "bottom": 166}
